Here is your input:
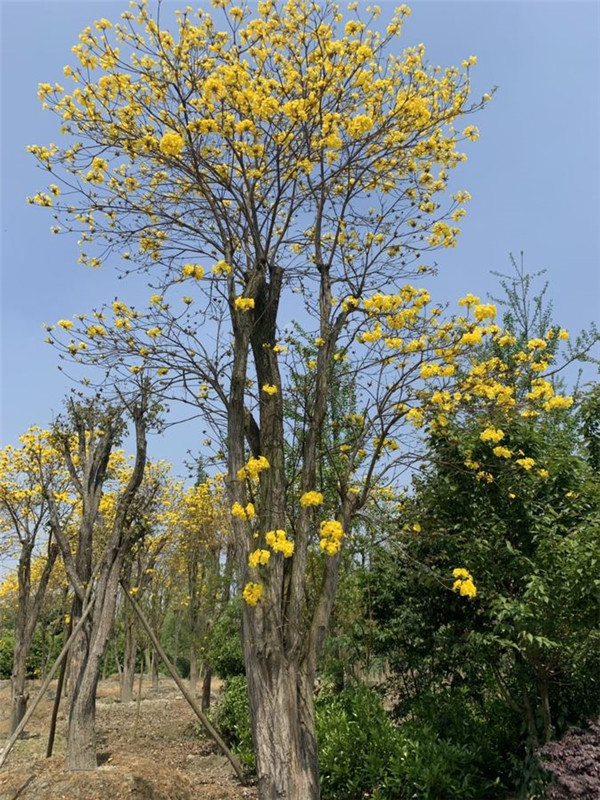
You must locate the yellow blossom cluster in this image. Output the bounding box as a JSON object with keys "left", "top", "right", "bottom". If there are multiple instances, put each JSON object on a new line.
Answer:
{"left": 242, "top": 581, "right": 263, "bottom": 606}
{"left": 159, "top": 131, "right": 184, "bottom": 156}
{"left": 29, "top": 0, "right": 486, "bottom": 276}
{"left": 479, "top": 427, "right": 505, "bottom": 444}
{"left": 182, "top": 264, "right": 204, "bottom": 280}
{"left": 237, "top": 455, "right": 270, "bottom": 481}
{"left": 231, "top": 501, "right": 255, "bottom": 520}
{"left": 248, "top": 548, "right": 271, "bottom": 568}
{"left": 299, "top": 491, "right": 324, "bottom": 507}
{"left": 235, "top": 297, "right": 255, "bottom": 312}
{"left": 265, "top": 529, "right": 294, "bottom": 557}
{"left": 452, "top": 568, "right": 477, "bottom": 598}
{"left": 319, "top": 519, "right": 344, "bottom": 556}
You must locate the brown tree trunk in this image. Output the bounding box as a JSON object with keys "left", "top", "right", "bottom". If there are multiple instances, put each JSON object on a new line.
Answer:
{"left": 201, "top": 662, "right": 212, "bottom": 711}
{"left": 151, "top": 648, "right": 159, "bottom": 691}
{"left": 10, "top": 635, "right": 30, "bottom": 736}
{"left": 120, "top": 622, "right": 137, "bottom": 703}
{"left": 189, "top": 643, "right": 198, "bottom": 696}
{"left": 246, "top": 657, "right": 319, "bottom": 800}
{"left": 66, "top": 558, "right": 122, "bottom": 770}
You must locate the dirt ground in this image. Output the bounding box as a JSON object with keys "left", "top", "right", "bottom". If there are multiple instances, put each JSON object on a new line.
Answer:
{"left": 0, "top": 676, "right": 257, "bottom": 800}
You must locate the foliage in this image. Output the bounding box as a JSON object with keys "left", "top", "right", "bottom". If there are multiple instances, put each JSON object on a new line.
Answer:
{"left": 206, "top": 598, "right": 245, "bottom": 679}
{"left": 210, "top": 674, "right": 255, "bottom": 770}
{"left": 0, "top": 631, "right": 14, "bottom": 679}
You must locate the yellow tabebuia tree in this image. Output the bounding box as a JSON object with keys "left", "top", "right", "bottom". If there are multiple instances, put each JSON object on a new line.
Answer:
{"left": 0, "top": 429, "right": 73, "bottom": 734}
{"left": 29, "top": 0, "right": 500, "bottom": 794}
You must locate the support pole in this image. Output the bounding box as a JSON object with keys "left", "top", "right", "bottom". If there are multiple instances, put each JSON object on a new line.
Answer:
{"left": 0, "top": 598, "right": 95, "bottom": 769}
{"left": 121, "top": 582, "right": 246, "bottom": 784}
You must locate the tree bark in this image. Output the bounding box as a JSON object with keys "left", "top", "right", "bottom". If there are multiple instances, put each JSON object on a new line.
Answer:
{"left": 151, "top": 648, "right": 159, "bottom": 691}
{"left": 201, "top": 662, "right": 212, "bottom": 711}
{"left": 246, "top": 656, "right": 319, "bottom": 800}
{"left": 66, "top": 556, "right": 122, "bottom": 769}
{"left": 189, "top": 642, "right": 198, "bottom": 696}
{"left": 120, "top": 622, "right": 137, "bottom": 703}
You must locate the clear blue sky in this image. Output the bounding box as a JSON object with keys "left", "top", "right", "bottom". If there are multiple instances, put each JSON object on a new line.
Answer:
{"left": 1, "top": 0, "right": 599, "bottom": 475}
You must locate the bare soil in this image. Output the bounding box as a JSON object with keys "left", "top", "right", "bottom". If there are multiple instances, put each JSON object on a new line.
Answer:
{"left": 0, "top": 676, "right": 257, "bottom": 800}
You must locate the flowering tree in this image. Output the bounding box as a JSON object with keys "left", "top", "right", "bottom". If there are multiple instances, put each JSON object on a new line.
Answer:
{"left": 0, "top": 429, "right": 71, "bottom": 733}
{"left": 43, "top": 394, "right": 152, "bottom": 770}
{"left": 28, "top": 0, "right": 501, "bottom": 793}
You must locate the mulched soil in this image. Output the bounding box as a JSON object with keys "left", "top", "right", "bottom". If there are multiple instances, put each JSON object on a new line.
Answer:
{"left": 0, "top": 676, "right": 257, "bottom": 800}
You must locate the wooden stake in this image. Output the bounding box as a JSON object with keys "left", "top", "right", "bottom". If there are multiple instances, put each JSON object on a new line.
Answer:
{"left": 0, "top": 598, "right": 95, "bottom": 769}
{"left": 121, "top": 582, "right": 247, "bottom": 784}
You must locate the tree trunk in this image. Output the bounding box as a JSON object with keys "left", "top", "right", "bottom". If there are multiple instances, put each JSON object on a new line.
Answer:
{"left": 66, "top": 558, "right": 121, "bottom": 770}
{"left": 9, "top": 543, "right": 33, "bottom": 734}
{"left": 246, "top": 658, "right": 319, "bottom": 800}
{"left": 120, "top": 622, "right": 137, "bottom": 703}
{"left": 10, "top": 637, "right": 30, "bottom": 735}
{"left": 151, "top": 648, "right": 159, "bottom": 691}
{"left": 189, "top": 643, "right": 198, "bottom": 696}
{"left": 201, "top": 662, "right": 212, "bottom": 711}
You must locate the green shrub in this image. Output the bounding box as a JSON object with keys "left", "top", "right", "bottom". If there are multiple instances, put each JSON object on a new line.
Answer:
{"left": 317, "top": 685, "right": 398, "bottom": 799}
{"left": 0, "top": 632, "right": 14, "bottom": 679}
{"left": 211, "top": 674, "right": 255, "bottom": 769}
{"left": 207, "top": 599, "right": 245, "bottom": 679}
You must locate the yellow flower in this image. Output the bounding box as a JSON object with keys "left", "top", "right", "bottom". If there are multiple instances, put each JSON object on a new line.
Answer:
{"left": 452, "top": 568, "right": 477, "bottom": 598}
{"left": 516, "top": 457, "right": 535, "bottom": 471}
{"left": 231, "top": 501, "right": 256, "bottom": 520}
{"left": 242, "top": 582, "right": 263, "bottom": 606}
{"left": 479, "top": 427, "right": 504, "bottom": 444}
{"left": 319, "top": 519, "right": 344, "bottom": 555}
{"left": 159, "top": 131, "right": 184, "bottom": 156}
{"left": 262, "top": 383, "right": 278, "bottom": 396}
{"left": 527, "top": 338, "right": 547, "bottom": 350}
{"left": 57, "top": 319, "right": 74, "bottom": 330}
{"left": 237, "top": 455, "right": 270, "bottom": 481}
{"left": 235, "top": 297, "right": 255, "bottom": 311}
{"left": 493, "top": 446, "right": 512, "bottom": 459}
{"left": 300, "top": 491, "right": 324, "bottom": 507}
{"left": 248, "top": 549, "right": 271, "bottom": 568}
{"left": 543, "top": 395, "right": 574, "bottom": 411}
{"left": 212, "top": 259, "right": 232, "bottom": 275}
{"left": 346, "top": 114, "right": 374, "bottom": 139}
{"left": 182, "top": 263, "right": 204, "bottom": 280}
{"left": 265, "top": 529, "right": 294, "bottom": 557}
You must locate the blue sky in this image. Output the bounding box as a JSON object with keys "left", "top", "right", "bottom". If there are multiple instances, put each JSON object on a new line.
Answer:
{"left": 1, "top": 0, "right": 599, "bottom": 476}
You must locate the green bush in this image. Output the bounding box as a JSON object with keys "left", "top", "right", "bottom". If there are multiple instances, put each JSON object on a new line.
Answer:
{"left": 211, "top": 674, "right": 255, "bottom": 769}
{"left": 207, "top": 599, "right": 245, "bottom": 679}
{"left": 0, "top": 632, "right": 14, "bottom": 679}
{"left": 317, "top": 685, "right": 398, "bottom": 799}
{"left": 211, "top": 677, "right": 525, "bottom": 798}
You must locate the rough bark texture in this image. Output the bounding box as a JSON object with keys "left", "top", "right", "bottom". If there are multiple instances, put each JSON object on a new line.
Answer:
{"left": 66, "top": 556, "right": 123, "bottom": 769}
{"left": 201, "top": 663, "right": 212, "bottom": 712}
{"left": 246, "top": 657, "right": 319, "bottom": 800}
{"left": 120, "top": 621, "right": 137, "bottom": 703}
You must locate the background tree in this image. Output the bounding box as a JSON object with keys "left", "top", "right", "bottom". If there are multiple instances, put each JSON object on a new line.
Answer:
{"left": 43, "top": 392, "right": 151, "bottom": 770}
{"left": 0, "top": 428, "right": 70, "bottom": 733}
